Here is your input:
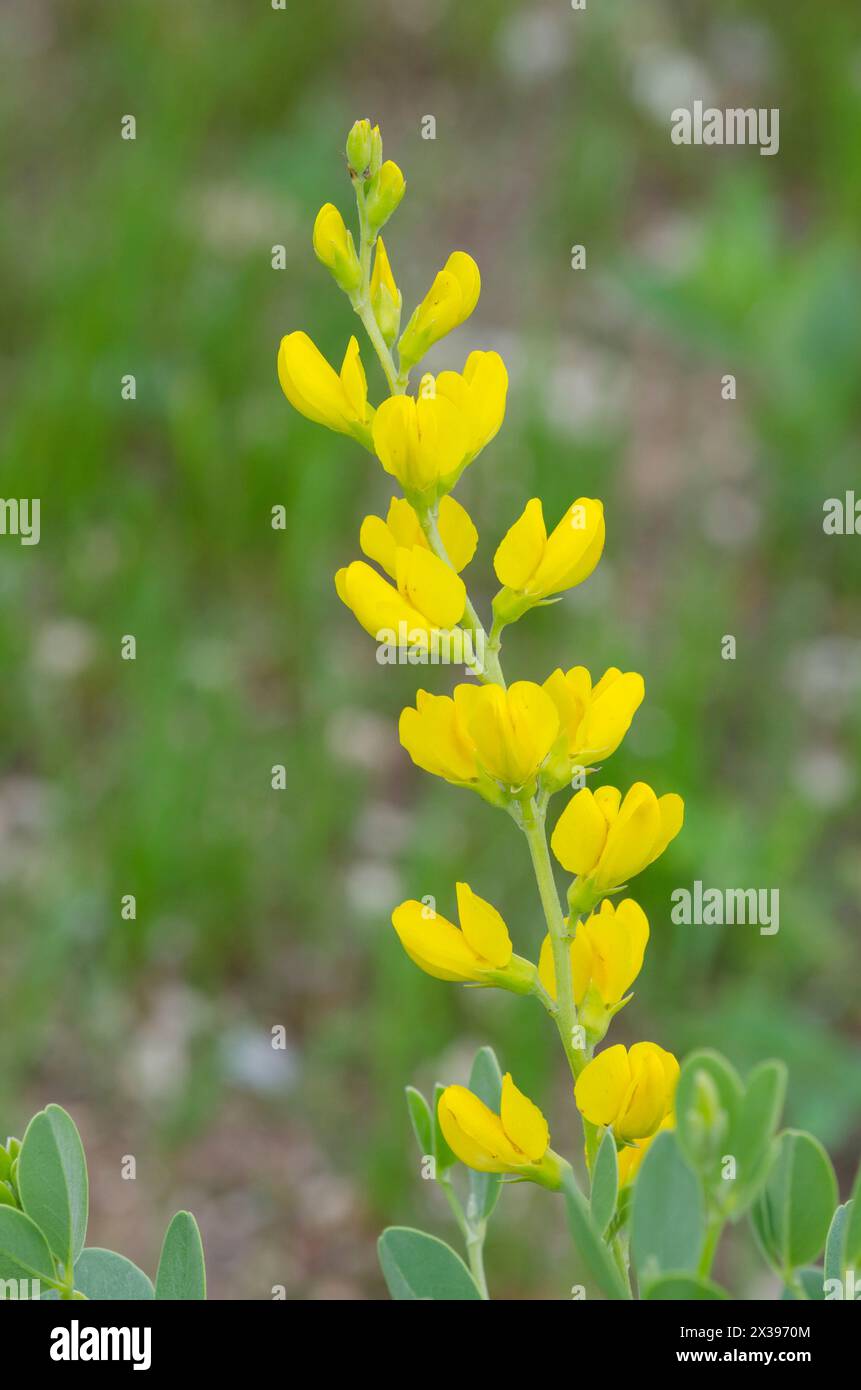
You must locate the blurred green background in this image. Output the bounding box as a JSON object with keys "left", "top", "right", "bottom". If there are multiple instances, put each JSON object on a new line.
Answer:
{"left": 1, "top": 0, "right": 859, "bottom": 1298}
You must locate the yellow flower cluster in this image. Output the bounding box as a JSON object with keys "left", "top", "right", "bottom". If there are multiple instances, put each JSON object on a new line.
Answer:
{"left": 278, "top": 119, "right": 686, "bottom": 1200}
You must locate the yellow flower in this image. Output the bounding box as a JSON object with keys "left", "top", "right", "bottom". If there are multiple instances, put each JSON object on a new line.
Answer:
{"left": 574, "top": 1042, "right": 679, "bottom": 1144}
{"left": 278, "top": 332, "right": 374, "bottom": 448}
{"left": 312, "top": 203, "right": 362, "bottom": 293}
{"left": 544, "top": 666, "right": 645, "bottom": 766}
{"left": 365, "top": 160, "right": 406, "bottom": 229}
{"left": 433, "top": 351, "right": 508, "bottom": 463}
{"left": 438, "top": 1073, "right": 563, "bottom": 1188}
{"left": 617, "top": 1116, "right": 675, "bottom": 1186}
{"left": 538, "top": 898, "right": 649, "bottom": 1040}
{"left": 399, "top": 690, "right": 483, "bottom": 788}
{"left": 493, "top": 498, "right": 605, "bottom": 623}
{"left": 372, "top": 392, "right": 469, "bottom": 502}
{"left": 551, "top": 782, "right": 684, "bottom": 898}
{"left": 335, "top": 546, "right": 465, "bottom": 646}
{"left": 398, "top": 252, "right": 481, "bottom": 368}
{"left": 370, "top": 237, "right": 402, "bottom": 347}
{"left": 455, "top": 680, "right": 560, "bottom": 790}
{"left": 392, "top": 883, "right": 536, "bottom": 993}
{"left": 359, "top": 496, "right": 477, "bottom": 579}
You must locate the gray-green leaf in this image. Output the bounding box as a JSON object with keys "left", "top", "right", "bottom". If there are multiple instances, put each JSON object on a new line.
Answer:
{"left": 753, "top": 1130, "right": 837, "bottom": 1275}
{"left": 74, "top": 1248, "right": 154, "bottom": 1300}
{"left": 0, "top": 1206, "right": 57, "bottom": 1289}
{"left": 378, "top": 1226, "right": 482, "bottom": 1300}
{"left": 563, "top": 1169, "right": 629, "bottom": 1301}
{"left": 155, "top": 1212, "right": 206, "bottom": 1300}
{"left": 645, "top": 1273, "right": 728, "bottom": 1299}
{"left": 631, "top": 1131, "right": 705, "bottom": 1287}
{"left": 590, "top": 1131, "right": 619, "bottom": 1236}
{"left": 17, "top": 1104, "right": 88, "bottom": 1274}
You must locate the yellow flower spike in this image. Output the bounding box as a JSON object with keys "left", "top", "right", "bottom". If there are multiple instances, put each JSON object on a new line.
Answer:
{"left": 538, "top": 898, "right": 649, "bottom": 1042}
{"left": 370, "top": 237, "right": 402, "bottom": 347}
{"left": 453, "top": 680, "right": 559, "bottom": 792}
{"left": 372, "top": 392, "right": 470, "bottom": 502}
{"left": 365, "top": 160, "right": 406, "bottom": 231}
{"left": 435, "top": 351, "right": 509, "bottom": 464}
{"left": 277, "top": 332, "right": 375, "bottom": 448}
{"left": 551, "top": 781, "right": 684, "bottom": 901}
{"left": 391, "top": 883, "right": 537, "bottom": 993}
{"left": 438, "top": 1074, "right": 563, "bottom": 1188}
{"left": 360, "top": 495, "right": 477, "bottom": 581}
{"left": 492, "top": 497, "right": 606, "bottom": 627}
{"left": 398, "top": 251, "right": 481, "bottom": 369}
{"left": 574, "top": 1042, "right": 679, "bottom": 1145}
{"left": 335, "top": 545, "right": 466, "bottom": 646}
{"left": 312, "top": 202, "right": 362, "bottom": 294}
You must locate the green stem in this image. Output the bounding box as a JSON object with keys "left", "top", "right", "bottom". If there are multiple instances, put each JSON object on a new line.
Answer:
{"left": 351, "top": 185, "right": 406, "bottom": 396}
{"left": 417, "top": 506, "right": 506, "bottom": 688}
{"left": 697, "top": 1212, "right": 724, "bottom": 1279}
{"left": 439, "top": 1175, "right": 489, "bottom": 1299}
{"left": 521, "top": 800, "right": 586, "bottom": 1085}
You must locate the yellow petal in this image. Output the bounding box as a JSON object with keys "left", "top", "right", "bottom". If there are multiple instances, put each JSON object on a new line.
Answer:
{"left": 339, "top": 336, "right": 369, "bottom": 419}
{"left": 586, "top": 898, "right": 650, "bottom": 1005}
{"left": 437, "top": 495, "right": 478, "bottom": 572}
{"left": 577, "top": 671, "right": 645, "bottom": 761}
{"left": 395, "top": 546, "right": 466, "bottom": 630}
{"left": 399, "top": 690, "right": 478, "bottom": 785}
{"left": 278, "top": 331, "right": 353, "bottom": 433}
{"left": 455, "top": 882, "right": 512, "bottom": 968}
{"left": 336, "top": 559, "right": 432, "bottom": 640}
{"left": 370, "top": 236, "right": 398, "bottom": 300}
{"left": 648, "top": 794, "right": 685, "bottom": 865}
{"left": 550, "top": 788, "right": 608, "bottom": 876}
{"left": 574, "top": 1044, "right": 632, "bottom": 1128}
{"left": 438, "top": 1085, "right": 522, "bottom": 1172}
{"left": 493, "top": 498, "right": 547, "bottom": 591}
{"left": 537, "top": 933, "right": 592, "bottom": 1007}
{"left": 594, "top": 783, "right": 661, "bottom": 890}
{"left": 435, "top": 350, "right": 508, "bottom": 462}
{"left": 530, "top": 499, "right": 605, "bottom": 597}
{"left": 500, "top": 1073, "right": 549, "bottom": 1162}
{"left": 391, "top": 900, "right": 484, "bottom": 982}
{"left": 359, "top": 514, "right": 399, "bottom": 579}
{"left": 445, "top": 251, "right": 481, "bottom": 323}
{"left": 618, "top": 1046, "right": 669, "bottom": 1141}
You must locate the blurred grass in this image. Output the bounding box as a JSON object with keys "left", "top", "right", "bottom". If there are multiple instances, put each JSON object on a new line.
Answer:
{"left": 0, "top": 0, "right": 859, "bottom": 1297}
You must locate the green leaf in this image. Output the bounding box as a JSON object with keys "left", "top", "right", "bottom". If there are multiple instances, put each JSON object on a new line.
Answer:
{"left": 0, "top": 1183, "right": 16, "bottom": 1209}
{"left": 590, "top": 1131, "right": 618, "bottom": 1235}
{"left": 0, "top": 1147, "right": 10, "bottom": 1183}
{"left": 753, "top": 1130, "right": 837, "bottom": 1275}
{"left": 644, "top": 1273, "right": 729, "bottom": 1300}
{"left": 17, "top": 1105, "right": 88, "bottom": 1273}
{"left": 377, "top": 1226, "right": 482, "bottom": 1300}
{"left": 731, "top": 1060, "right": 786, "bottom": 1212}
{"left": 675, "top": 1050, "right": 743, "bottom": 1180}
{"left": 562, "top": 1169, "right": 629, "bottom": 1301}
{"left": 781, "top": 1267, "right": 826, "bottom": 1301}
{"left": 74, "top": 1249, "right": 154, "bottom": 1301}
{"left": 467, "top": 1046, "right": 503, "bottom": 1222}
{"left": 824, "top": 1203, "right": 850, "bottom": 1285}
{"left": 405, "top": 1086, "right": 433, "bottom": 1158}
{"left": 844, "top": 1159, "right": 861, "bottom": 1270}
{"left": 0, "top": 1206, "right": 57, "bottom": 1289}
{"left": 155, "top": 1212, "right": 206, "bottom": 1300}
{"left": 631, "top": 1131, "right": 705, "bottom": 1287}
